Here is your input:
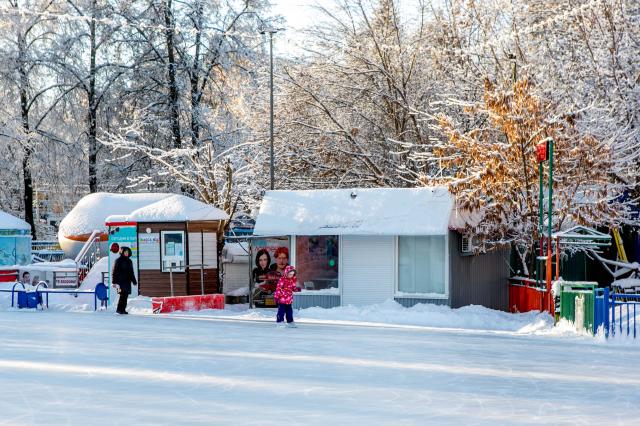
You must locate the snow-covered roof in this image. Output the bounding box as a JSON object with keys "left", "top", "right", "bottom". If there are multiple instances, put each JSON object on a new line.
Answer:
{"left": 106, "top": 194, "right": 229, "bottom": 223}
{"left": 0, "top": 211, "right": 31, "bottom": 231}
{"left": 253, "top": 187, "right": 454, "bottom": 236}
{"left": 60, "top": 193, "right": 172, "bottom": 237}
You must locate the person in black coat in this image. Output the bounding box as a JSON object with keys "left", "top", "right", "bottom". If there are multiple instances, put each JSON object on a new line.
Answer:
{"left": 112, "top": 246, "right": 137, "bottom": 314}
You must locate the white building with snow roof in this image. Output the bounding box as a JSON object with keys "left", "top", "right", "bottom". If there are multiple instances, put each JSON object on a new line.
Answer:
{"left": 252, "top": 188, "right": 510, "bottom": 310}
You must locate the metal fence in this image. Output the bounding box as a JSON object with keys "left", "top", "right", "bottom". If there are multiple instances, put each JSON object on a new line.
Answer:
{"left": 593, "top": 288, "right": 639, "bottom": 338}
{"left": 32, "top": 240, "right": 65, "bottom": 263}
{"left": 610, "top": 293, "right": 639, "bottom": 338}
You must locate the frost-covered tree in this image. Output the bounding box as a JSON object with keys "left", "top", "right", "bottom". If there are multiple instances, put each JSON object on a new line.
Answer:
{"left": 0, "top": 0, "right": 64, "bottom": 237}
{"left": 277, "top": 0, "right": 434, "bottom": 188}
{"left": 48, "top": 0, "right": 128, "bottom": 194}
{"left": 100, "top": 0, "right": 272, "bottom": 215}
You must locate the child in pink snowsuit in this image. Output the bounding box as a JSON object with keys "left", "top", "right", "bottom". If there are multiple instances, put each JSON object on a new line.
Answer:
{"left": 274, "top": 265, "right": 298, "bottom": 327}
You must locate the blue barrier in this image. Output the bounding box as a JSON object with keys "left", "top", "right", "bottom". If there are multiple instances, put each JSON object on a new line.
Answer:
{"left": 9, "top": 282, "right": 26, "bottom": 308}
{"left": 611, "top": 293, "right": 639, "bottom": 339}
{"left": 1, "top": 282, "right": 109, "bottom": 311}
{"left": 594, "top": 288, "right": 609, "bottom": 336}
{"left": 592, "top": 288, "right": 639, "bottom": 338}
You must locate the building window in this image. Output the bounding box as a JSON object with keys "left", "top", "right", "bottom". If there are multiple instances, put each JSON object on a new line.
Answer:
{"left": 161, "top": 231, "right": 185, "bottom": 272}
{"left": 398, "top": 236, "right": 446, "bottom": 295}
{"left": 295, "top": 235, "right": 339, "bottom": 293}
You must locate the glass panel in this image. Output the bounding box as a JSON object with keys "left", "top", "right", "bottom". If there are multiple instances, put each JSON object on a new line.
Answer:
{"left": 295, "top": 236, "right": 339, "bottom": 292}
{"left": 15, "top": 236, "right": 32, "bottom": 265}
{"left": 161, "top": 231, "right": 185, "bottom": 272}
{"left": 398, "top": 236, "right": 446, "bottom": 295}
{"left": 0, "top": 237, "right": 17, "bottom": 266}
{"left": 398, "top": 237, "right": 416, "bottom": 293}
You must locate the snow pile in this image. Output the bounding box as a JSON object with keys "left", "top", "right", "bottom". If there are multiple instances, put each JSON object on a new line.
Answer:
{"left": 24, "top": 259, "right": 77, "bottom": 272}
{"left": 109, "top": 194, "right": 228, "bottom": 223}
{"left": 181, "top": 299, "right": 554, "bottom": 334}
{"left": 254, "top": 187, "right": 454, "bottom": 236}
{"left": 0, "top": 211, "right": 30, "bottom": 230}
{"left": 78, "top": 257, "right": 109, "bottom": 290}
{"left": 298, "top": 300, "right": 553, "bottom": 332}
{"left": 59, "top": 192, "right": 172, "bottom": 238}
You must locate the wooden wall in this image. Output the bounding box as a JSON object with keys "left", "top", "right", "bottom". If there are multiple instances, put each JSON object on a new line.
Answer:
{"left": 137, "top": 221, "right": 224, "bottom": 297}
{"left": 186, "top": 221, "right": 222, "bottom": 294}
{"left": 138, "top": 222, "right": 187, "bottom": 297}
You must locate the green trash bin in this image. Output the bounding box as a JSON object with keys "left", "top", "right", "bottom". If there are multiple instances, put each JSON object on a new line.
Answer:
{"left": 560, "top": 282, "right": 597, "bottom": 333}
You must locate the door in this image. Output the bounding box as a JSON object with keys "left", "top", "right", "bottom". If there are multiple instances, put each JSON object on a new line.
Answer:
{"left": 341, "top": 236, "right": 395, "bottom": 306}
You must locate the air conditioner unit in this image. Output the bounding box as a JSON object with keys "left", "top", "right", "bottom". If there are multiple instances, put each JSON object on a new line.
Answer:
{"left": 461, "top": 234, "right": 473, "bottom": 255}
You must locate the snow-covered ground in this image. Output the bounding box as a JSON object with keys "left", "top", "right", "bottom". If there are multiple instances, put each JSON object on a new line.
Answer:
{"left": 1, "top": 301, "right": 639, "bottom": 425}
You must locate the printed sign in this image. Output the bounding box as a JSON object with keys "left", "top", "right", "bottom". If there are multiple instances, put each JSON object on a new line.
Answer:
{"left": 107, "top": 225, "right": 139, "bottom": 296}
{"left": 54, "top": 272, "right": 78, "bottom": 289}
{"left": 139, "top": 233, "right": 160, "bottom": 270}
{"left": 139, "top": 233, "right": 160, "bottom": 246}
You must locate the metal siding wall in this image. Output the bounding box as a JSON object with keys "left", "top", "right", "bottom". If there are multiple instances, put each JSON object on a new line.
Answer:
{"left": 449, "top": 231, "right": 510, "bottom": 311}
{"left": 293, "top": 295, "right": 341, "bottom": 309}
{"left": 222, "top": 263, "right": 250, "bottom": 294}
{"left": 395, "top": 298, "right": 449, "bottom": 308}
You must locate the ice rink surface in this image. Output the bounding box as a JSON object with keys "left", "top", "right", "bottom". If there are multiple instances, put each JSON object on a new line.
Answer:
{"left": 1, "top": 310, "right": 638, "bottom": 425}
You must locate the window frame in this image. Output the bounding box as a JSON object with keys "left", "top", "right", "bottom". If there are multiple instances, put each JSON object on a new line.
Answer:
{"left": 292, "top": 234, "right": 340, "bottom": 293}
{"left": 395, "top": 234, "right": 449, "bottom": 299}
{"left": 160, "top": 230, "right": 186, "bottom": 273}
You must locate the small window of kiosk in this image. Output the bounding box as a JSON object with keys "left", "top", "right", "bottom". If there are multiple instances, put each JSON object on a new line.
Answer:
{"left": 161, "top": 231, "right": 186, "bottom": 272}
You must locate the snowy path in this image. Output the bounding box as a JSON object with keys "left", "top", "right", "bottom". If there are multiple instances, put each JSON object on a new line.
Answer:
{"left": 0, "top": 311, "right": 638, "bottom": 425}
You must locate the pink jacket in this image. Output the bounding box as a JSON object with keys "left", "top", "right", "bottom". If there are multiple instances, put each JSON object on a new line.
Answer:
{"left": 274, "top": 266, "right": 298, "bottom": 305}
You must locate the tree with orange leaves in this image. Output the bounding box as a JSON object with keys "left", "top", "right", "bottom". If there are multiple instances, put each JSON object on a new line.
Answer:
{"left": 415, "top": 78, "right": 630, "bottom": 275}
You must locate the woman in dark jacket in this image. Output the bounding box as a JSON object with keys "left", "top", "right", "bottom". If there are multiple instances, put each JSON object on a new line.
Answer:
{"left": 112, "top": 246, "right": 137, "bottom": 314}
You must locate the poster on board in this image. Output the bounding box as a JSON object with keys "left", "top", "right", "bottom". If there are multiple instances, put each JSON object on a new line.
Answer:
{"left": 250, "top": 237, "right": 290, "bottom": 307}
{"left": 107, "top": 224, "right": 138, "bottom": 298}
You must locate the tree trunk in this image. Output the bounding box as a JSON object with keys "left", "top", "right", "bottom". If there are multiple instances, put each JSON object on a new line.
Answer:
{"left": 18, "top": 31, "right": 36, "bottom": 238}
{"left": 164, "top": 0, "right": 182, "bottom": 149}
{"left": 189, "top": 0, "right": 203, "bottom": 148}
{"left": 21, "top": 152, "right": 35, "bottom": 238}
{"left": 88, "top": 4, "right": 98, "bottom": 193}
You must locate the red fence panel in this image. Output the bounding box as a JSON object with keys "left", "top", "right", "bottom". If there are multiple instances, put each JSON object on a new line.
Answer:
{"left": 0, "top": 269, "right": 19, "bottom": 283}
{"left": 509, "top": 278, "right": 554, "bottom": 314}
{"left": 152, "top": 294, "right": 225, "bottom": 314}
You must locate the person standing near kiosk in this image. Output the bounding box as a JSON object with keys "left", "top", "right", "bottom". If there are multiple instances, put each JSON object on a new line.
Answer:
{"left": 112, "top": 247, "right": 137, "bottom": 314}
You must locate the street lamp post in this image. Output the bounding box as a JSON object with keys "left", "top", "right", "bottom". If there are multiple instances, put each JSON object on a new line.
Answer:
{"left": 260, "top": 27, "right": 279, "bottom": 190}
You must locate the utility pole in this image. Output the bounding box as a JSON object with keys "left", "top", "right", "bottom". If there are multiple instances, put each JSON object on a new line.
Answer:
{"left": 260, "top": 27, "right": 279, "bottom": 190}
